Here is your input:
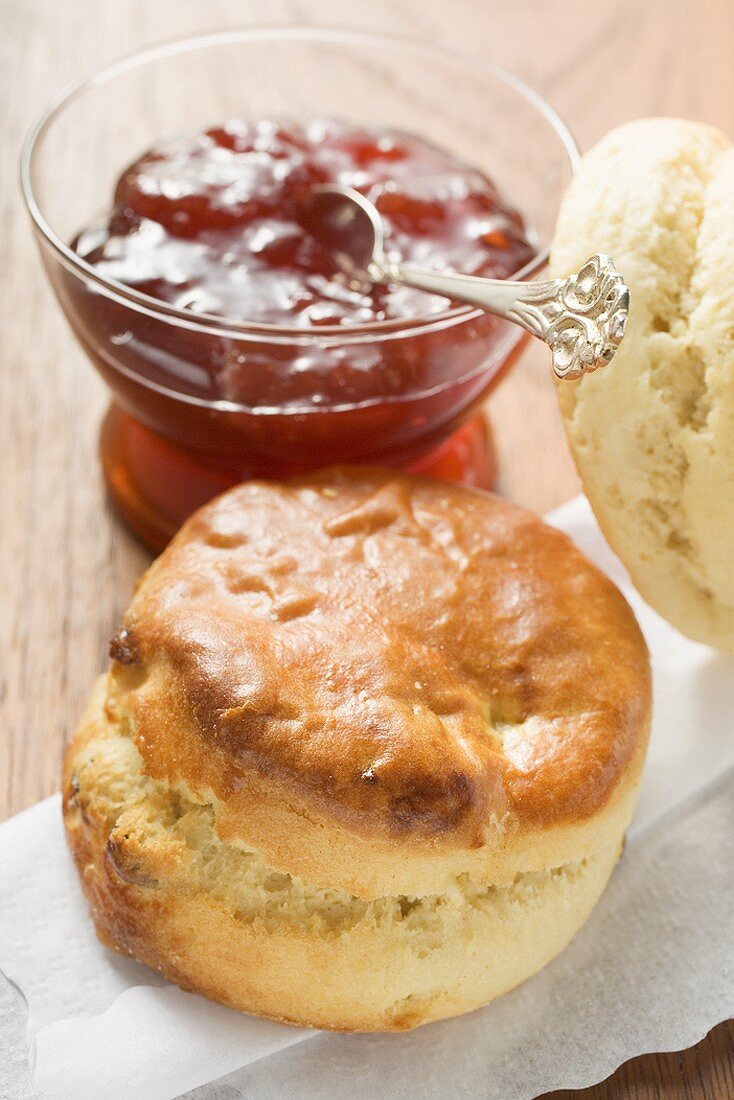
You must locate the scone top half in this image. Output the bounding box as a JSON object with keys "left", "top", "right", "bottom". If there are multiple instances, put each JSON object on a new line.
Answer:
{"left": 87, "top": 468, "right": 651, "bottom": 900}
{"left": 551, "top": 118, "right": 734, "bottom": 649}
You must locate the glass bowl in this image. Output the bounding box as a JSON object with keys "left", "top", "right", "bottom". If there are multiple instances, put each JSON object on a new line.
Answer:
{"left": 21, "top": 25, "right": 578, "bottom": 550}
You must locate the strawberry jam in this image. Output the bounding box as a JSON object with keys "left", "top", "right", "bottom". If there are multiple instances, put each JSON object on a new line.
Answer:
{"left": 63, "top": 118, "right": 536, "bottom": 548}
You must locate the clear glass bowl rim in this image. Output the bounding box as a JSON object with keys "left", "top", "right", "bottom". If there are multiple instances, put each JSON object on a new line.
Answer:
{"left": 19, "top": 22, "right": 580, "bottom": 343}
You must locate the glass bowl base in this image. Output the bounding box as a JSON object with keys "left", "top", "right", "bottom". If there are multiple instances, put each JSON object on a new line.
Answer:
{"left": 100, "top": 404, "right": 497, "bottom": 552}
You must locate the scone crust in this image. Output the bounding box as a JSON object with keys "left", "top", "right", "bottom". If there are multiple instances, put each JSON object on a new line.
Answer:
{"left": 551, "top": 118, "right": 734, "bottom": 649}
{"left": 102, "top": 467, "right": 650, "bottom": 897}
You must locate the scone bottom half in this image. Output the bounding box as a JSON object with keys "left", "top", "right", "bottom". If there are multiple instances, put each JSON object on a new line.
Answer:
{"left": 63, "top": 467, "right": 651, "bottom": 1031}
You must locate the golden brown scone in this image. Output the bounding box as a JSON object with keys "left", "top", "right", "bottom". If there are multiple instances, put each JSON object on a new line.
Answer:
{"left": 63, "top": 468, "right": 651, "bottom": 1030}
{"left": 551, "top": 118, "right": 734, "bottom": 649}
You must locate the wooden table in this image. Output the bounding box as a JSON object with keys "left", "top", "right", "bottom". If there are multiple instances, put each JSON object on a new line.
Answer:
{"left": 1, "top": 1, "right": 732, "bottom": 1096}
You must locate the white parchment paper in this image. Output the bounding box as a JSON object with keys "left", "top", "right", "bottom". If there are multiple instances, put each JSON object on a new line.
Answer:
{"left": 1, "top": 496, "right": 732, "bottom": 1100}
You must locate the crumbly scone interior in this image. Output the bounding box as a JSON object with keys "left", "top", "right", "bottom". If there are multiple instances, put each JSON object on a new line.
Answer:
{"left": 66, "top": 689, "right": 618, "bottom": 942}
{"left": 552, "top": 121, "right": 734, "bottom": 644}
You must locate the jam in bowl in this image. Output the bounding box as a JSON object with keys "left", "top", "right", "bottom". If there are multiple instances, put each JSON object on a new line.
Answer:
{"left": 21, "top": 27, "right": 578, "bottom": 549}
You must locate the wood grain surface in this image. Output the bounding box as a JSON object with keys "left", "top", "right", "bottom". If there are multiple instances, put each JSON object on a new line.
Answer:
{"left": 1, "top": 2, "right": 732, "bottom": 1097}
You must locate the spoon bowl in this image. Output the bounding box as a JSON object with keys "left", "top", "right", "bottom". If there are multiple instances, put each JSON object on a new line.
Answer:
{"left": 303, "top": 185, "right": 385, "bottom": 278}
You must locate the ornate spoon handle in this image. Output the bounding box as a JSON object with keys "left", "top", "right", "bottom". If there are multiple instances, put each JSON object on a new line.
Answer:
{"left": 375, "top": 254, "right": 630, "bottom": 380}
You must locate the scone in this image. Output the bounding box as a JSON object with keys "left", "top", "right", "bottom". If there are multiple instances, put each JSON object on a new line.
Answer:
{"left": 63, "top": 468, "right": 651, "bottom": 1031}
{"left": 551, "top": 118, "right": 734, "bottom": 649}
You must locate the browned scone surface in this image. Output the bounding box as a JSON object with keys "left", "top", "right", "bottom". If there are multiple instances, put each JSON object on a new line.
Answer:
{"left": 102, "top": 467, "right": 650, "bottom": 897}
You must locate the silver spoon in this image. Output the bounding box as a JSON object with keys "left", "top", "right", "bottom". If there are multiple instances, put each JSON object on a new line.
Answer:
{"left": 304, "top": 184, "right": 630, "bottom": 380}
